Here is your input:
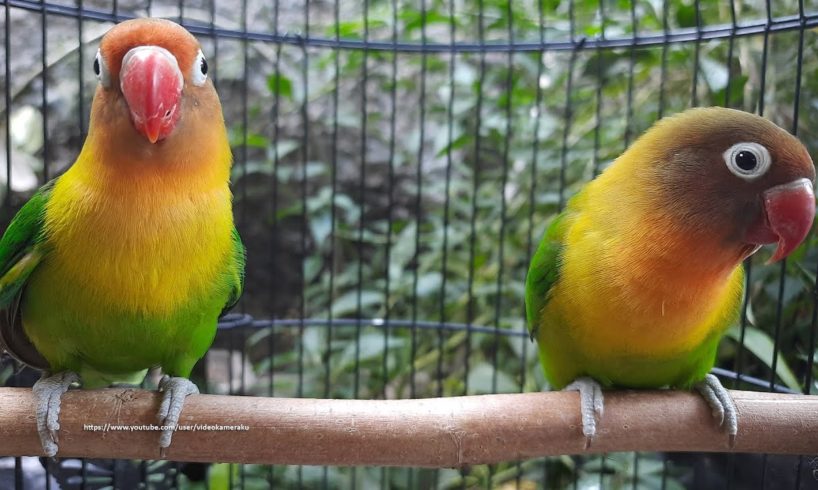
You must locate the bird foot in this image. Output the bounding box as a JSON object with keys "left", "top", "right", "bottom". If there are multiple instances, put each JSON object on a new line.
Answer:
{"left": 157, "top": 375, "right": 199, "bottom": 457}
{"left": 564, "top": 376, "right": 604, "bottom": 448}
{"left": 694, "top": 373, "right": 738, "bottom": 446}
{"left": 33, "top": 371, "right": 80, "bottom": 457}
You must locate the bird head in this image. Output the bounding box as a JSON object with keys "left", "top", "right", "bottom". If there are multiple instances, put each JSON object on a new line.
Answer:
{"left": 637, "top": 107, "right": 815, "bottom": 264}
{"left": 92, "top": 18, "right": 216, "bottom": 145}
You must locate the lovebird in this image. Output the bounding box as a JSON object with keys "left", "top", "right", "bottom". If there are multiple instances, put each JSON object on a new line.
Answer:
{"left": 0, "top": 18, "right": 245, "bottom": 457}
{"left": 526, "top": 107, "right": 815, "bottom": 445}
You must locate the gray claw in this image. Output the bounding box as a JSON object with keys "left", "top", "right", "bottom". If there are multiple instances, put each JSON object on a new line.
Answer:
{"left": 695, "top": 373, "right": 738, "bottom": 446}
{"left": 33, "top": 372, "right": 80, "bottom": 457}
{"left": 696, "top": 380, "right": 722, "bottom": 423}
{"left": 157, "top": 375, "right": 199, "bottom": 454}
{"left": 564, "top": 376, "right": 604, "bottom": 448}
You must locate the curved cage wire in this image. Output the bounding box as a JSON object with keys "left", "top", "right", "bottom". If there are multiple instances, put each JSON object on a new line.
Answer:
{"left": 2, "top": 0, "right": 818, "bottom": 488}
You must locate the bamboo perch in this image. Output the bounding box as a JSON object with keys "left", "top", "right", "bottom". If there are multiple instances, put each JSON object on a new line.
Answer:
{"left": 0, "top": 388, "right": 816, "bottom": 466}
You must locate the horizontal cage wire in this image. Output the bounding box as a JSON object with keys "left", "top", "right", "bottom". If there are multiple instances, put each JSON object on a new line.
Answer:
{"left": 1, "top": 0, "right": 817, "bottom": 489}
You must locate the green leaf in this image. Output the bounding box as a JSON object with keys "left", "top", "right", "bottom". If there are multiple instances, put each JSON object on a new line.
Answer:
{"left": 267, "top": 73, "right": 293, "bottom": 100}
{"left": 331, "top": 290, "right": 383, "bottom": 317}
{"left": 416, "top": 272, "right": 442, "bottom": 297}
{"left": 762, "top": 274, "right": 807, "bottom": 306}
{"left": 699, "top": 57, "right": 728, "bottom": 92}
{"left": 337, "top": 333, "right": 405, "bottom": 368}
{"left": 302, "top": 327, "right": 324, "bottom": 361}
{"left": 435, "top": 131, "right": 471, "bottom": 157}
{"left": 245, "top": 133, "right": 268, "bottom": 149}
{"left": 208, "top": 463, "right": 238, "bottom": 490}
{"left": 541, "top": 0, "right": 561, "bottom": 13}
{"left": 675, "top": 3, "right": 697, "bottom": 28}
{"left": 466, "top": 362, "right": 518, "bottom": 394}
{"left": 400, "top": 9, "right": 453, "bottom": 33}
{"left": 310, "top": 212, "right": 333, "bottom": 245}
{"left": 335, "top": 20, "right": 364, "bottom": 38}
{"left": 712, "top": 74, "right": 748, "bottom": 107}
{"left": 726, "top": 325, "right": 802, "bottom": 391}
{"left": 0, "top": 363, "right": 12, "bottom": 387}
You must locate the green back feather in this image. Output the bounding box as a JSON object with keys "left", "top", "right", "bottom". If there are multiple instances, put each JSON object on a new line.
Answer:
{"left": 0, "top": 181, "right": 54, "bottom": 369}
{"left": 220, "top": 226, "right": 246, "bottom": 317}
{"left": 525, "top": 212, "right": 566, "bottom": 341}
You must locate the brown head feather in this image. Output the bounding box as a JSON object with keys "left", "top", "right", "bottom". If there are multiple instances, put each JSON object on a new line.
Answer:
{"left": 621, "top": 107, "right": 815, "bottom": 259}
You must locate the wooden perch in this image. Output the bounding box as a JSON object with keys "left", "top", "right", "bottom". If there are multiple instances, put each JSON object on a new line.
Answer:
{"left": 0, "top": 388, "right": 816, "bottom": 466}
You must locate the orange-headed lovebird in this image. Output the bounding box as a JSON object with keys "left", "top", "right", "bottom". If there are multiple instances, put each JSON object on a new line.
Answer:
{"left": 526, "top": 107, "right": 815, "bottom": 445}
{"left": 0, "top": 18, "right": 244, "bottom": 457}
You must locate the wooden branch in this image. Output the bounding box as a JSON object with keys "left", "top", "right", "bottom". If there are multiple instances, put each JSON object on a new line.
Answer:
{"left": 0, "top": 388, "right": 816, "bottom": 466}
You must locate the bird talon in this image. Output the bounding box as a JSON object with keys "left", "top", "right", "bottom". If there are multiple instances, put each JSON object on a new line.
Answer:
{"left": 33, "top": 372, "right": 79, "bottom": 457}
{"left": 42, "top": 441, "right": 58, "bottom": 459}
{"left": 156, "top": 376, "right": 199, "bottom": 452}
{"left": 564, "top": 377, "right": 604, "bottom": 446}
{"left": 582, "top": 422, "right": 596, "bottom": 447}
{"left": 581, "top": 420, "right": 596, "bottom": 439}
{"left": 160, "top": 430, "right": 173, "bottom": 448}
{"left": 593, "top": 385, "right": 604, "bottom": 418}
{"left": 712, "top": 408, "right": 724, "bottom": 425}
{"left": 695, "top": 374, "right": 738, "bottom": 444}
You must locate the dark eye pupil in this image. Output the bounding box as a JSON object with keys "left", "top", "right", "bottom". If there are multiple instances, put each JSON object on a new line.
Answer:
{"left": 200, "top": 58, "right": 208, "bottom": 75}
{"left": 735, "top": 150, "right": 757, "bottom": 171}
{"left": 93, "top": 57, "right": 100, "bottom": 76}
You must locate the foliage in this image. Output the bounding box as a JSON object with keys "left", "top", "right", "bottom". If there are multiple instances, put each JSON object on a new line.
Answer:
{"left": 217, "top": 0, "right": 818, "bottom": 487}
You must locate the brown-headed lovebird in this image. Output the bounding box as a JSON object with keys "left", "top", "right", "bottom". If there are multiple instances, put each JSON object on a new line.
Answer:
{"left": 526, "top": 107, "right": 815, "bottom": 445}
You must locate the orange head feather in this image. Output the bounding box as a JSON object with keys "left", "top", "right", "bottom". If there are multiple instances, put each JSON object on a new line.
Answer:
{"left": 88, "top": 18, "right": 225, "bottom": 163}
{"left": 98, "top": 18, "right": 200, "bottom": 82}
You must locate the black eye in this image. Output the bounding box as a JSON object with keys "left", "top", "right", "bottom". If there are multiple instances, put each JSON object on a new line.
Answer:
{"left": 735, "top": 150, "right": 758, "bottom": 171}
{"left": 200, "top": 57, "right": 208, "bottom": 75}
{"left": 93, "top": 57, "right": 100, "bottom": 76}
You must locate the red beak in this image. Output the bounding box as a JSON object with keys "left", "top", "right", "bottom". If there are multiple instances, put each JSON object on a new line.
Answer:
{"left": 119, "top": 46, "right": 183, "bottom": 144}
{"left": 745, "top": 178, "right": 816, "bottom": 263}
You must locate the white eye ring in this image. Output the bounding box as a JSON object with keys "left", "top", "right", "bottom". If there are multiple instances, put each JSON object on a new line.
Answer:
{"left": 191, "top": 49, "right": 208, "bottom": 86}
{"left": 723, "top": 142, "right": 771, "bottom": 181}
{"left": 94, "top": 49, "right": 111, "bottom": 88}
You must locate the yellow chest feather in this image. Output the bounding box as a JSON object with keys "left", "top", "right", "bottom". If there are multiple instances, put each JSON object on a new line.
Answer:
{"left": 41, "top": 167, "right": 234, "bottom": 315}
{"left": 546, "top": 181, "right": 744, "bottom": 358}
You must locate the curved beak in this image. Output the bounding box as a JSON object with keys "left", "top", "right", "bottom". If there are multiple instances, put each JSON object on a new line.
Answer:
{"left": 746, "top": 178, "right": 815, "bottom": 263}
{"left": 119, "top": 46, "right": 183, "bottom": 144}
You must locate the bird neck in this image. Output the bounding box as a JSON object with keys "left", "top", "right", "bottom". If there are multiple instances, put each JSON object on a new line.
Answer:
{"left": 585, "top": 164, "right": 747, "bottom": 301}
{"left": 68, "top": 121, "right": 232, "bottom": 198}
{"left": 621, "top": 212, "right": 747, "bottom": 290}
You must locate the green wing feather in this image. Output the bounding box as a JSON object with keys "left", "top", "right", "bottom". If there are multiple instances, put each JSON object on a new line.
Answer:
{"left": 220, "top": 226, "right": 246, "bottom": 317}
{"left": 0, "top": 181, "right": 54, "bottom": 369}
{"left": 525, "top": 212, "right": 566, "bottom": 341}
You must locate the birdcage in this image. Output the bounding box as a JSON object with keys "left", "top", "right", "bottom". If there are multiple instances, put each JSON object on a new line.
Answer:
{"left": 1, "top": 0, "right": 818, "bottom": 488}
